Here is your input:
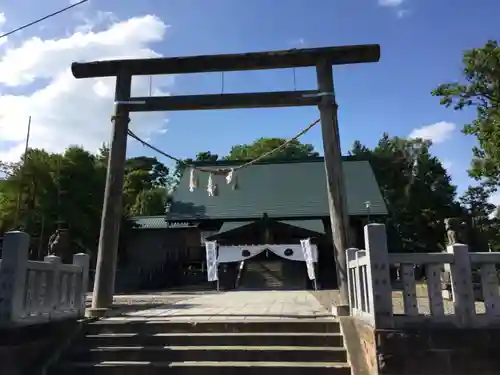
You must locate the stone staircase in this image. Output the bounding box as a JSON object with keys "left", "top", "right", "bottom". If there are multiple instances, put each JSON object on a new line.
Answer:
{"left": 49, "top": 319, "right": 351, "bottom": 374}
{"left": 240, "top": 261, "right": 285, "bottom": 290}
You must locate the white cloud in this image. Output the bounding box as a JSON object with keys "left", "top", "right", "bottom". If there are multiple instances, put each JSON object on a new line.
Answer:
{"left": 397, "top": 9, "right": 410, "bottom": 18}
{"left": 0, "top": 14, "right": 173, "bottom": 162}
{"left": 408, "top": 121, "right": 456, "bottom": 144}
{"left": 0, "top": 13, "right": 8, "bottom": 48}
{"left": 378, "top": 0, "right": 404, "bottom": 7}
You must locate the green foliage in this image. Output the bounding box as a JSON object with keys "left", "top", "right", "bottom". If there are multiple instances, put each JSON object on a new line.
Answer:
{"left": 173, "top": 151, "right": 219, "bottom": 183}
{"left": 459, "top": 184, "right": 496, "bottom": 217}
{"left": 350, "top": 134, "right": 460, "bottom": 252}
{"left": 225, "top": 138, "right": 318, "bottom": 161}
{"left": 123, "top": 156, "right": 170, "bottom": 214}
{"left": 0, "top": 146, "right": 170, "bottom": 263}
{"left": 458, "top": 184, "right": 500, "bottom": 252}
{"left": 432, "top": 40, "right": 500, "bottom": 186}
{"left": 129, "top": 188, "right": 167, "bottom": 216}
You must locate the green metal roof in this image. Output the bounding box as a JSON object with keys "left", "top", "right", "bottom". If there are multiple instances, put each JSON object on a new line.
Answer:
{"left": 210, "top": 219, "right": 325, "bottom": 239}
{"left": 217, "top": 221, "right": 253, "bottom": 234}
{"left": 282, "top": 219, "right": 325, "bottom": 234}
{"left": 166, "top": 158, "right": 387, "bottom": 221}
{"left": 216, "top": 219, "right": 325, "bottom": 235}
{"left": 131, "top": 216, "right": 198, "bottom": 229}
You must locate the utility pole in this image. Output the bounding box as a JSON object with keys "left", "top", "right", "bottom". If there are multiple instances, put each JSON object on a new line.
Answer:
{"left": 13, "top": 116, "right": 32, "bottom": 229}
{"left": 90, "top": 73, "right": 132, "bottom": 315}
{"left": 316, "top": 60, "right": 351, "bottom": 315}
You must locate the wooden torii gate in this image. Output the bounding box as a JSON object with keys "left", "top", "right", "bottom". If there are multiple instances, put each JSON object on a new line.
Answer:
{"left": 71, "top": 44, "right": 381, "bottom": 316}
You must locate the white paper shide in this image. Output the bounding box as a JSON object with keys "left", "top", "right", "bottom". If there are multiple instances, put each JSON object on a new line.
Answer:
{"left": 300, "top": 238, "right": 316, "bottom": 280}
{"left": 205, "top": 240, "right": 219, "bottom": 281}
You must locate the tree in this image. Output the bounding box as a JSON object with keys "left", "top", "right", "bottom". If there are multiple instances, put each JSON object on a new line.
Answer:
{"left": 123, "top": 156, "right": 169, "bottom": 214}
{"left": 225, "top": 138, "right": 318, "bottom": 161}
{"left": 459, "top": 185, "right": 496, "bottom": 218}
{"left": 57, "top": 147, "right": 105, "bottom": 254}
{"left": 129, "top": 188, "right": 167, "bottom": 216}
{"left": 173, "top": 151, "right": 219, "bottom": 183}
{"left": 432, "top": 40, "right": 500, "bottom": 186}
{"left": 0, "top": 145, "right": 172, "bottom": 264}
{"left": 350, "top": 134, "right": 459, "bottom": 252}
{"left": 459, "top": 184, "right": 500, "bottom": 252}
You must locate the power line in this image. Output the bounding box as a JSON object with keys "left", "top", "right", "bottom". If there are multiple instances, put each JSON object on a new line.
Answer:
{"left": 0, "top": 0, "right": 89, "bottom": 40}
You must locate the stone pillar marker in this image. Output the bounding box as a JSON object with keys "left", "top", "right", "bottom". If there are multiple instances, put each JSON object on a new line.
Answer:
{"left": 0, "top": 231, "right": 30, "bottom": 327}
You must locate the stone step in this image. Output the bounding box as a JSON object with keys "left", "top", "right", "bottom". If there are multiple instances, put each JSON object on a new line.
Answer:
{"left": 85, "top": 320, "right": 340, "bottom": 335}
{"left": 52, "top": 361, "right": 351, "bottom": 375}
{"left": 64, "top": 345, "right": 348, "bottom": 363}
{"left": 82, "top": 332, "right": 344, "bottom": 347}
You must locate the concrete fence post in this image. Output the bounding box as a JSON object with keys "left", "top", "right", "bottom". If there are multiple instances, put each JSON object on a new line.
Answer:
{"left": 44, "top": 254, "right": 62, "bottom": 318}
{"left": 346, "top": 248, "right": 358, "bottom": 312}
{"left": 364, "top": 223, "right": 393, "bottom": 328}
{"left": 73, "top": 253, "right": 90, "bottom": 316}
{"left": 0, "top": 231, "right": 30, "bottom": 326}
{"left": 447, "top": 243, "right": 476, "bottom": 327}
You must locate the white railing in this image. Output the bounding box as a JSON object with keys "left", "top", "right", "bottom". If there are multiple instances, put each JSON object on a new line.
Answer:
{"left": 347, "top": 223, "right": 500, "bottom": 328}
{"left": 0, "top": 231, "right": 90, "bottom": 327}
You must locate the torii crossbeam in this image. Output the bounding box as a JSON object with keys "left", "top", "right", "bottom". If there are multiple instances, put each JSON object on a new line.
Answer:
{"left": 71, "top": 44, "right": 381, "bottom": 316}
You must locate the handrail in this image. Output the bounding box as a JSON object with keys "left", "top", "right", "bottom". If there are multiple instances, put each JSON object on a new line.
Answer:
{"left": 347, "top": 224, "right": 500, "bottom": 329}
{"left": 0, "top": 231, "right": 90, "bottom": 327}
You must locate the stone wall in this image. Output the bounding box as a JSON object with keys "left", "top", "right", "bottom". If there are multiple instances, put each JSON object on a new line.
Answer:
{"left": 339, "top": 318, "right": 500, "bottom": 375}
{"left": 339, "top": 317, "right": 378, "bottom": 375}
{"left": 376, "top": 327, "right": 500, "bottom": 375}
{"left": 0, "top": 319, "right": 82, "bottom": 375}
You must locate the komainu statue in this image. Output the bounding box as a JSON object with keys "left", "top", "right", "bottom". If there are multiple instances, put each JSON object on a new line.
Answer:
{"left": 47, "top": 229, "right": 70, "bottom": 260}
{"left": 442, "top": 217, "right": 468, "bottom": 299}
{"left": 444, "top": 217, "right": 466, "bottom": 245}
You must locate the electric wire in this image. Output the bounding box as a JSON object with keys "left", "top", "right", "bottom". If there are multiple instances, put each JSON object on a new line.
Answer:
{"left": 0, "top": 0, "right": 89, "bottom": 40}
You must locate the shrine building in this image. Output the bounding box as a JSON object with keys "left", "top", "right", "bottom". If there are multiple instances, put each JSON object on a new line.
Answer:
{"left": 117, "top": 156, "right": 387, "bottom": 292}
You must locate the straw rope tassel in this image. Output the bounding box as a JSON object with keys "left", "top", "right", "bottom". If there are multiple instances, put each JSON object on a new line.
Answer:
{"left": 189, "top": 168, "right": 199, "bottom": 192}
{"left": 226, "top": 168, "right": 239, "bottom": 190}
{"left": 207, "top": 172, "right": 217, "bottom": 197}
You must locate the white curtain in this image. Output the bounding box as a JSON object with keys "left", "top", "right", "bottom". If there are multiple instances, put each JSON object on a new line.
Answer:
{"left": 217, "top": 244, "right": 318, "bottom": 263}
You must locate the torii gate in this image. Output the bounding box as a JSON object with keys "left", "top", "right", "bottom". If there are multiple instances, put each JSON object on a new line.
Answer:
{"left": 71, "top": 44, "right": 381, "bottom": 316}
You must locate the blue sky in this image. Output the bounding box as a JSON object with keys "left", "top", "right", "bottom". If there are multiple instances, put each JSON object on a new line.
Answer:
{"left": 1, "top": 0, "right": 499, "bottom": 197}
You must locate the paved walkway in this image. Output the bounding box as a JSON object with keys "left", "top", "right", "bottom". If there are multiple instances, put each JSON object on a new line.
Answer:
{"left": 98, "top": 291, "right": 333, "bottom": 321}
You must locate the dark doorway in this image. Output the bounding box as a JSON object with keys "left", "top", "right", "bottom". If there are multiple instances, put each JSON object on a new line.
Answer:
{"left": 238, "top": 250, "right": 307, "bottom": 290}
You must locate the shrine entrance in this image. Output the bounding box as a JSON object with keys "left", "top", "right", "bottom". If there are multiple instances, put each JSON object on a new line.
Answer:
{"left": 208, "top": 216, "right": 321, "bottom": 291}
{"left": 71, "top": 44, "right": 381, "bottom": 315}
{"left": 237, "top": 250, "right": 309, "bottom": 291}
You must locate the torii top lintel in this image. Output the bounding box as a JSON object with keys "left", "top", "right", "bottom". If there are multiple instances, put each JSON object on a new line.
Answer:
{"left": 71, "top": 44, "right": 380, "bottom": 79}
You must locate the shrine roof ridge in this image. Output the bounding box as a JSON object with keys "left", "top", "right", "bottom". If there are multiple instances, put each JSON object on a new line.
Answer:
{"left": 190, "top": 155, "right": 361, "bottom": 168}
